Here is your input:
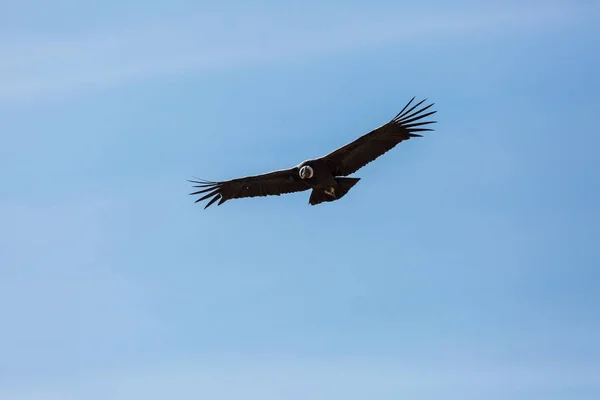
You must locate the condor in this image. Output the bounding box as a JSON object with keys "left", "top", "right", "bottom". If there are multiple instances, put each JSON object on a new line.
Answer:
{"left": 190, "top": 97, "right": 437, "bottom": 209}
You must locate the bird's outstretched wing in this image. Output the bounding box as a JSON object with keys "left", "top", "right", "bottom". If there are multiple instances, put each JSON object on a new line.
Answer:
{"left": 321, "top": 97, "right": 437, "bottom": 176}
{"left": 189, "top": 167, "right": 310, "bottom": 209}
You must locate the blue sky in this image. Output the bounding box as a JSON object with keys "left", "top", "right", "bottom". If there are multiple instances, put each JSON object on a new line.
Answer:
{"left": 1, "top": 1, "right": 599, "bottom": 399}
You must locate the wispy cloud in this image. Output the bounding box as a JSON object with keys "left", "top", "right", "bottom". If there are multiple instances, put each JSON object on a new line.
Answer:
{"left": 2, "top": 356, "right": 599, "bottom": 400}
{"left": 0, "top": 3, "right": 594, "bottom": 103}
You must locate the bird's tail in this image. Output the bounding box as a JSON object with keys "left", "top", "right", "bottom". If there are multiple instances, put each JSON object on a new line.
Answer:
{"left": 309, "top": 177, "right": 360, "bottom": 205}
{"left": 334, "top": 177, "right": 360, "bottom": 197}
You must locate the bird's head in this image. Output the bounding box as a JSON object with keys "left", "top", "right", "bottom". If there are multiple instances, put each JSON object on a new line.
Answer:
{"left": 299, "top": 165, "right": 314, "bottom": 180}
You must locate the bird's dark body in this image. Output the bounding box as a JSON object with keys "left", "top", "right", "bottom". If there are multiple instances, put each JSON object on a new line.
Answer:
{"left": 190, "top": 97, "right": 437, "bottom": 209}
{"left": 295, "top": 159, "right": 360, "bottom": 205}
{"left": 299, "top": 159, "right": 335, "bottom": 186}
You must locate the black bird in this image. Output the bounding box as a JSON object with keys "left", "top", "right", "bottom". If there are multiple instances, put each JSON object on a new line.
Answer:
{"left": 190, "top": 97, "right": 437, "bottom": 209}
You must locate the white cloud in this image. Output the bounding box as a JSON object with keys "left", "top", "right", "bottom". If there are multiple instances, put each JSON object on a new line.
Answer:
{"left": 0, "top": 3, "right": 595, "bottom": 103}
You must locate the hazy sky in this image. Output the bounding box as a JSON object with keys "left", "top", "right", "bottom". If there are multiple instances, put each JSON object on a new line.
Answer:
{"left": 1, "top": 1, "right": 599, "bottom": 399}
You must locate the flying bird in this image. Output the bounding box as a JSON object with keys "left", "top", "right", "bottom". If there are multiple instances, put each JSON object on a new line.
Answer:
{"left": 190, "top": 97, "right": 437, "bottom": 209}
